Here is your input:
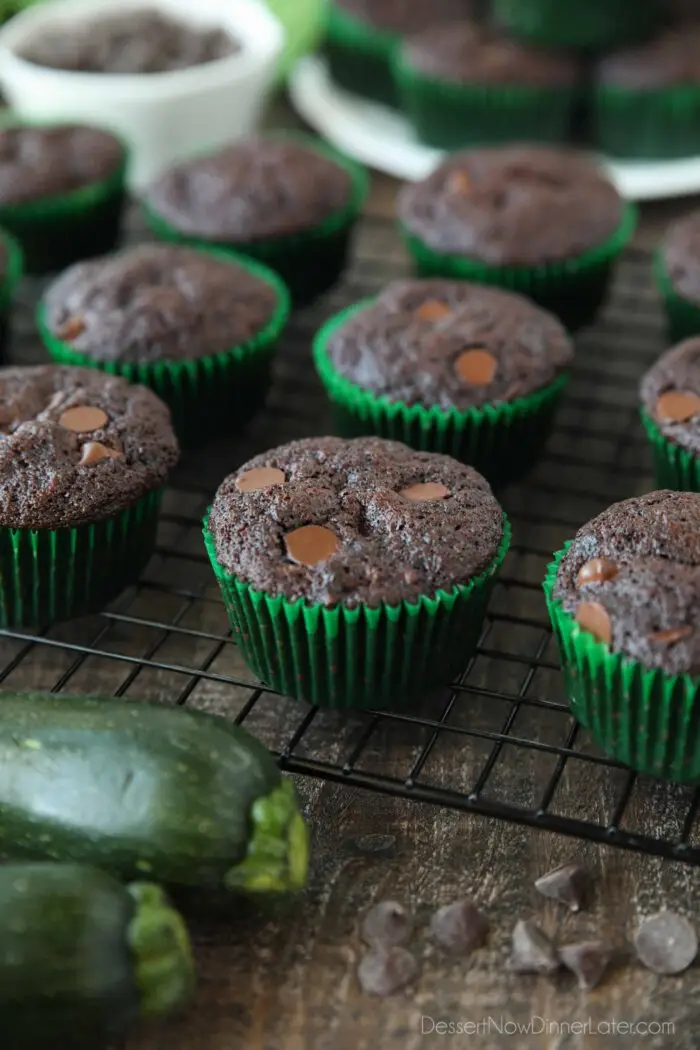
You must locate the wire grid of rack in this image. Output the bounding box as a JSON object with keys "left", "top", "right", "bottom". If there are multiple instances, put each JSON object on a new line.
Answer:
{"left": 4, "top": 206, "right": 700, "bottom": 867}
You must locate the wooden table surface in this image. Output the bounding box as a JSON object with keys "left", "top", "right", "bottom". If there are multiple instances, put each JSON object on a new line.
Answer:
{"left": 111, "top": 108, "right": 700, "bottom": 1050}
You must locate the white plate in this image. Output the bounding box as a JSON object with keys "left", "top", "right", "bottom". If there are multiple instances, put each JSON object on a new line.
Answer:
{"left": 289, "top": 55, "right": 700, "bottom": 201}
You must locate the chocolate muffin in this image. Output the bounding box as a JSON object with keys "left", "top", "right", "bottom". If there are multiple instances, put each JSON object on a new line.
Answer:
{"left": 39, "top": 243, "right": 290, "bottom": 445}
{"left": 0, "top": 365, "right": 179, "bottom": 627}
{"left": 395, "top": 22, "right": 580, "bottom": 149}
{"left": 143, "top": 135, "right": 367, "bottom": 306}
{"left": 0, "top": 124, "right": 127, "bottom": 274}
{"left": 205, "top": 435, "right": 510, "bottom": 707}
{"left": 593, "top": 28, "right": 700, "bottom": 158}
{"left": 656, "top": 209, "right": 700, "bottom": 342}
{"left": 398, "top": 145, "right": 635, "bottom": 329}
{"left": 639, "top": 337, "right": 700, "bottom": 490}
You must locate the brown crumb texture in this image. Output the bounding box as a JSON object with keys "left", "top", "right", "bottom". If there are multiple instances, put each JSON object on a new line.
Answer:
{"left": 0, "top": 125, "right": 123, "bottom": 206}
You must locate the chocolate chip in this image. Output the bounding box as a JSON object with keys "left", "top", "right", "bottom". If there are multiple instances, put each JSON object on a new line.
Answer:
{"left": 447, "top": 171, "right": 471, "bottom": 194}
{"left": 559, "top": 941, "right": 612, "bottom": 990}
{"left": 284, "top": 525, "right": 339, "bottom": 566}
{"left": 79, "top": 441, "right": 121, "bottom": 465}
{"left": 57, "top": 316, "right": 86, "bottom": 341}
{"left": 361, "top": 901, "right": 412, "bottom": 948}
{"left": 534, "top": 863, "right": 591, "bottom": 912}
{"left": 415, "top": 300, "right": 451, "bottom": 322}
{"left": 648, "top": 625, "right": 693, "bottom": 645}
{"left": 575, "top": 601, "right": 612, "bottom": 645}
{"left": 235, "top": 467, "right": 285, "bottom": 493}
{"left": 455, "top": 349, "right": 497, "bottom": 386}
{"left": 508, "top": 920, "right": 560, "bottom": 975}
{"left": 656, "top": 390, "right": 700, "bottom": 423}
{"left": 634, "top": 912, "right": 698, "bottom": 975}
{"left": 399, "top": 482, "right": 450, "bottom": 502}
{"left": 576, "top": 558, "right": 618, "bottom": 588}
{"left": 59, "top": 405, "right": 108, "bottom": 433}
{"left": 357, "top": 946, "right": 418, "bottom": 996}
{"left": 429, "top": 900, "right": 489, "bottom": 956}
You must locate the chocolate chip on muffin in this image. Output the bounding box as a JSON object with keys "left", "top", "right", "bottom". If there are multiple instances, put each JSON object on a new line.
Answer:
{"left": 641, "top": 338, "right": 700, "bottom": 455}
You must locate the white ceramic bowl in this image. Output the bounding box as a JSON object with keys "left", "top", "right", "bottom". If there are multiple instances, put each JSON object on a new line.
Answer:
{"left": 0, "top": 0, "right": 284, "bottom": 191}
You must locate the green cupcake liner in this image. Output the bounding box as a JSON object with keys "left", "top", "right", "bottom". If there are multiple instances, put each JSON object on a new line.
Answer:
{"left": 400, "top": 204, "right": 638, "bottom": 332}
{"left": 492, "top": 0, "right": 661, "bottom": 50}
{"left": 324, "top": 2, "right": 399, "bottom": 107}
{"left": 0, "top": 147, "right": 127, "bottom": 275}
{"left": 639, "top": 408, "right": 700, "bottom": 492}
{"left": 653, "top": 251, "right": 700, "bottom": 344}
{"left": 37, "top": 250, "right": 291, "bottom": 448}
{"left": 593, "top": 85, "right": 700, "bottom": 161}
{"left": 393, "top": 55, "right": 577, "bottom": 150}
{"left": 143, "top": 134, "right": 369, "bottom": 309}
{"left": 203, "top": 512, "right": 511, "bottom": 710}
{"left": 545, "top": 545, "right": 700, "bottom": 782}
{"left": 313, "top": 300, "right": 569, "bottom": 487}
{"left": 0, "top": 227, "right": 23, "bottom": 362}
{"left": 0, "top": 488, "right": 162, "bottom": 629}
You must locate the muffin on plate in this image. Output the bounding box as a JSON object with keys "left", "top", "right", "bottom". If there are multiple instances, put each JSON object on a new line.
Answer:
{"left": 0, "top": 123, "right": 127, "bottom": 274}
{"left": 397, "top": 145, "right": 637, "bottom": 330}
{"left": 394, "top": 21, "right": 580, "bottom": 150}
{"left": 640, "top": 338, "right": 700, "bottom": 491}
{"left": 545, "top": 490, "right": 700, "bottom": 782}
{"left": 655, "top": 209, "right": 700, "bottom": 343}
{"left": 313, "top": 279, "right": 574, "bottom": 486}
{"left": 593, "top": 28, "right": 700, "bottom": 160}
{"left": 38, "top": 244, "right": 290, "bottom": 446}
{"left": 142, "top": 134, "right": 368, "bottom": 307}
{"left": 204, "top": 435, "right": 510, "bottom": 709}
{"left": 492, "top": 0, "right": 661, "bottom": 51}
{"left": 0, "top": 365, "right": 179, "bottom": 628}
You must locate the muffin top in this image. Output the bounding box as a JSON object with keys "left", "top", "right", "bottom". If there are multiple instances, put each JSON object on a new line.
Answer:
{"left": 334, "top": 0, "right": 476, "bottom": 34}
{"left": 0, "top": 125, "right": 124, "bottom": 206}
{"left": 42, "top": 244, "right": 280, "bottom": 364}
{"left": 659, "top": 209, "right": 700, "bottom": 304}
{"left": 321, "top": 280, "right": 573, "bottom": 410}
{"left": 641, "top": 339, "right": 700, "bottom": 456}
{"left": 144, "top": 137, "right": 355, "bottom": 243}
{"left": 596, "top": 29, "right": 700, "bottom": 89}
{"left": 208, "top": 435, "right": 504, "bottom": 608}
{"left": 0, "top": 366, "right": 179, "bottom": 529}
{"left": 398, "top": 146, "right": 625, "bottom": 266}
{"left": 554, "top": 490, "right": 700, "bottom": 675}
{"left": 401, "top": 22, "right": 578, "bottom": 87}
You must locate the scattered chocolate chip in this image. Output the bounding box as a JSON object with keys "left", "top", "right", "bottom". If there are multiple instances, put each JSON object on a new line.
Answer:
{"left": 79, "top": 441, "right": 121, "bottom": 465}
{"left": 284, "top": 525, "right": 339, "bottom": 567}
{"left": 634, "top": 911, "right": 698, "bottom": 975}
{"left": 455, "top": 349, "right": 497, "bottom": 386}
{"left": 576, "top": 558, "right": 618, "bottom": 588}
{"left": 358, "top": 946, "right": 418, "bottom": 996}
{"left": 57, "top": 316, "right": 86, "bottom": 341}
{"left": 415, "top": 300, "right": 451, "bottom": 322}
{"left": 559, "top": 941, "right": 612, "bottom": 990}
{"left": 575, "top": 601, "right": 612, "bottom": 645}
{"left": 59, "top": 405, "right": 108, "bottom": 433}
{"left": 508, "top": 920, "right": 560, "bottom": 975}
{"left": 648, "top": 625, "right": 693, "bottom": 646}
{"left": 399, "top": 482, "right": 450, "bottom": 502}
{"left": 656, "top": 390, "right": 700, "bottom": 423}
{"left": 361, "top": 901, "right": 413, "bottom": 948}
{"left": 430, "top": 900, "right": 489, "bottom": 956}
{"left": 534, "top": 863, "right": 591, "bottom": 912}
{"left": 235, "top": 466, "right": 285, "bottom": 493}
{"left": 447, "top": 170, "right": 471, "bottom": 194}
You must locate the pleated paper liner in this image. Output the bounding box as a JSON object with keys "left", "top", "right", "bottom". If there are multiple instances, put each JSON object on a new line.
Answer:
{"left": 400, "top": 204, "right": 637, "bottom": 332}
{"left": 38, "top": 251, "right": 291, "bottom": 448}
{"left": 0, "top": 228, "right": 23, "bottom": 362}
{"left": 0, "top": 488, "right": 162, "bottom": 629}
{"left": 0, "top": 149, "right": 127, "bottom": 275}
{"left": 324, "top": 2, "right": 399, "bottom": 107}
{"left": 640, "top": 408, "right": 700, "bottom": 492}
{"left": 593, "top": 86, "right": 700, "bottom": 161}
{"left": 143, "top": 134, "right": 369, "bottom": 309}
{"left": 491, "top": 0, "right": 660, "bottom": 50}
{"left": 544, "top": 546, "right": 700, "bottom": 782}
{"left": 203, "top": 513, "right": 511, "bottom": 710}
{"left": 313, "top": 301, "right": 569, "bottom": 487}
{"left": 654, "top": 252, "right": 700, "bottom": 344}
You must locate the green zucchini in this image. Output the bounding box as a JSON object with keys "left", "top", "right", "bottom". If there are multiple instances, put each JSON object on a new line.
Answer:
{"left": 0, "top": 692, "right": 309, "bottom": 894}
{"left": 0, "top": 862, "right": 194, "bottom": 1050}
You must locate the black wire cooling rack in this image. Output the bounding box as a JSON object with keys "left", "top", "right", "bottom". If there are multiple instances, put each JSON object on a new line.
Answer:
{"left": 5, "top": 207, "right": 700, "bottom": 867}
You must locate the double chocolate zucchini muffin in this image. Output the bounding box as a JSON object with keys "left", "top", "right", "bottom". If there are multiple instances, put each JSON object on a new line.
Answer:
{"left": 640, "top": 337, "right": 700, "bottom": 491}
{"left": 313, "top": 279, "right": 574, "bottom": 485}
{"left": 492, "top": 0, "right": 661, "bottom": 51}
{"left": 39, "top": 243, "right": 290, "bottom": 445}
{"left": 656, "top": 209, "right": 700, "bottom": 342}
{"left": 394, "top": 21, "right": 580, "bottom": 149}
{"left": 398, "top": 145, "right": 636, "bottom": 330}
{"left": 0, "top": 365, "right": 179, "bottom": 627}
{"left": 205, "top": 435, "right": 510, "bottom": 708}
{"left": 545, "top": 490, "right": 700, "bottom": 781}
{"left": 0, "top": 124, "right": 127, "bottom": 274}
{"left": 143, "top": 134, "right": 368, "bottom": 307}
